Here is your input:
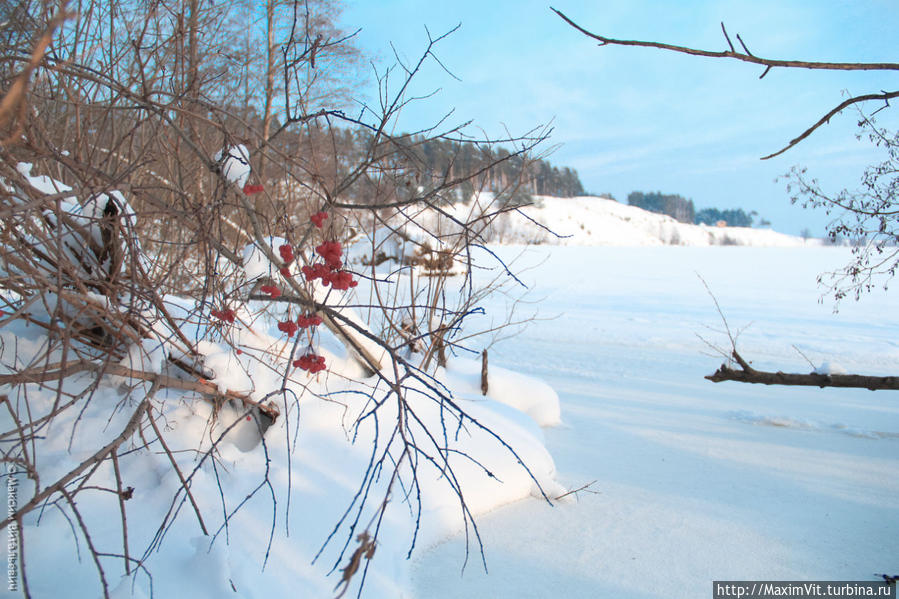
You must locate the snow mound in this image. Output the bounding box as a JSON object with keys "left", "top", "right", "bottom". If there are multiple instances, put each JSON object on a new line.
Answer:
{"left": 442, "top": 356, "right": 562, "bottom": 427}
{"left": 814, "top": 360, "right": 848, "bottom": 375}
{"left": 2, "top": 304, "right": 564, "bottom": 598}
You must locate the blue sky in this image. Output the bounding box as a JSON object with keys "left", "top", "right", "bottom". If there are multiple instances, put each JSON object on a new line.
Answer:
{"left": 339, "top": 1, "right": 899, "bottom": 235}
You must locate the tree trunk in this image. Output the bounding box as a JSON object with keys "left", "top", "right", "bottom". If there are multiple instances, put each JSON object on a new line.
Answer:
{"left": 481, "top": 349, "right": 489, "bottom": 395}
{"left": 260, "top": 0, "right": 277, "bottom": 186}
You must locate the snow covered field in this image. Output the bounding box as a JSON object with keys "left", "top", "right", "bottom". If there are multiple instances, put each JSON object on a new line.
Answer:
{"left": 3, "top": 243, "right": 896, "bottom": 598}
{"left": 412, "top": 245, "right": 899, "bottom": 598}
{"left": 452, "top": 195, "right": 816, "bottom": 247}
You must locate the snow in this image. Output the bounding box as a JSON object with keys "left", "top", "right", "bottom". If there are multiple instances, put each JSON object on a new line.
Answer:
{"left": 15, "top": 162, "right": 73, "bottom": 196}
{"left": 416, "top": 193, "right": 817, "bottom": 248}
{"left": 410, "top": 245, "right": 898, "bottom": 598}
{"left": 215, "top": 144, "right": 251, "bottom": 188}
{"left": 8, "top": 164, "right": 147, "bottom": 285}
{"left": 3, "top": 172, "right": 896, "bottom": 599}
{"left": 120, "top": 337, "right": 167, "bottom": 375}
{"left": 241, "top": 236, "right": 288, "bottom": 283}
{"left": 1, "top": 320, "right": 563, "bottom": 596}
{"left": 814, "top": 360, "right": 848, "bottom": 375}
{"left": 441, "top": 357, "right": 562, "bottom": 427}
{"left": 0, "top": 223, "right": 563, "bottom": 598}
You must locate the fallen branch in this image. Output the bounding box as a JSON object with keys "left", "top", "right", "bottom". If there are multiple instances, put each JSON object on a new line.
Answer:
{"left": 706, "top": 351, "right": 899, "bottom": 390}
{"left": 0, "top": 361, "right": 279, "bottom": 419}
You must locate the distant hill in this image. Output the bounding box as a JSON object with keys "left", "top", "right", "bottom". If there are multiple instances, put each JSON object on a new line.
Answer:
{"left": 460, "top": 194, "right": 815, "bottom": 247}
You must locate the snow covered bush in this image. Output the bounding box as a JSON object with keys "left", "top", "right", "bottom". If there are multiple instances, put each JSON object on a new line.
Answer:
{"left": 0, "top": 3, "right": 560, "bottom": 597}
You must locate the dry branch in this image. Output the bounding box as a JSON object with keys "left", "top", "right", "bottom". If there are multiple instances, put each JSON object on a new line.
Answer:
{"left": 0, "top": 361, "right": 278, "bottom": 419}
{"left": 761, "top": 90, "right": 899, "bottom": 159}
{"left": 706, "top": 351, "right": 899, "bottom": 390}
{"left": 551, "top": 7, "right": 899, "bottom": 159}
{"left": 551, "top": 8, "right": 899, "bottom": 72}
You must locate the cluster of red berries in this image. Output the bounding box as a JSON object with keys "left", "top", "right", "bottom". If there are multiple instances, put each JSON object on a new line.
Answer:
{"left": 297, "top": 313, "right": 323, "bottom": 328}
{"left": 277, "top": 319, "right": 299, "bottom": 336}
{"left": 260, "top": 284, "right": 281, "bottom": 299}
{"left": 310, "top": 211, "right": 328, "bottom": 228}
{"left": 278, "top": 244, "right": 296, "bottom": 278}
{"left": 210, "top": 308, "right": 236, "bottom": 323}
{"left": 276, "top": 312, "right": 322, "bottom": 337}
{"left": 242, "top": 183, "right": 265, "bottom": 195}
{"left": 210, "top": 212, "right": 352, "bottom": 378}
{"left": 293, "top": 353, "right": 326, "bottom": 373}
{"left": 300, "top": 241, "right": 357, "bottom": 290}
{"left": 279, "top": 243, "right": 295, "bottom": 264}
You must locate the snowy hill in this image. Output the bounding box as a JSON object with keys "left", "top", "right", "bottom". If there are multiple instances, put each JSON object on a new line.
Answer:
{"left": 467, "top": 195, "right": 814, "bottom": 247}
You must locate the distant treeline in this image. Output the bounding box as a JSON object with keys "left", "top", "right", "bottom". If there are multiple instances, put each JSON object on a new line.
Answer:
{"left": 627, "top": 191, "right": 768, "bottom": 228}
{"left": 406, "top": 137, "right": 585, "bottom": 200}
{"left": 627, "top": 191, "right": 695, "bottom": 223}
{"left": 694, "top": 208, "right": 769, "bottom": 228}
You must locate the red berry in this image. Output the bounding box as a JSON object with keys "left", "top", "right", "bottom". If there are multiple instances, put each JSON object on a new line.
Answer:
{"left": 297, "top": 313, "right": 323, "bottom": 328}
{"left": 277, "top": 320, "right": 299, "bottom": 337}
{"left": 310, "top": 211, "right": 328, "bottom": 228}
{"left": 315, "top": 241, "right": 342, "bottom": 270}
{"left": 279, "top": 244, "right": 295, "bottom": 264}
{"left": 325, "top": 269, "right": 358, "bottom": 290}
{"left": 302, "top": 263, "right": 330, "bottom": 283}
{"left": 294, "top": 352, "right": 326, "bottom": 373}
{"left": 260, "top": 284, "right": 281, "bottom": 299}
{"left": 211, "top": 308, "right": 236, "bottom": 323}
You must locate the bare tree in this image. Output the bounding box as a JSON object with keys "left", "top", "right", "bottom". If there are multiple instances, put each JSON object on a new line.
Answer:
{"left": 0, "top": 2, "right": 555, "bottom": 597}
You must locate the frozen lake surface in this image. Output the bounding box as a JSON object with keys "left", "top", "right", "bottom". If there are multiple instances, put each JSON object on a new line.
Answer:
{"left": 412, "top": 246, "right": 899, "bottom": 598}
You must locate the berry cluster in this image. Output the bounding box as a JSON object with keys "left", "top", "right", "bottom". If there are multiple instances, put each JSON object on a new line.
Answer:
{"left": 276, "top": 312, "right": 324, "bottom": 337}
{"left": 293, "top": 353, "right": 326, "bottom": 373}
{"left": 300, "top": 241, "right": 358, "bottom": 290}
{"left": 279, "top": 244, "right": 295, "bottom": 264}
{"left": 296, "top": 313, "right": 323, "bottom": 328}
{"left": 211, "top": 212, "right": 352, "bottom": 377}
{"left": 260, "top": 284, "right": 281, "bottom": 299}
{"left": 210, "top": 308, "right": 236, "bottom": 323}
{"left": 310, "top": 211, "right": 328, "bottom": 228}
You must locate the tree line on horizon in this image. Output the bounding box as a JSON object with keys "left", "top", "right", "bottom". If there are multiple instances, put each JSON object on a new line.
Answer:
{"left": 627, "top": 191, "right": 770, "bottom": 228}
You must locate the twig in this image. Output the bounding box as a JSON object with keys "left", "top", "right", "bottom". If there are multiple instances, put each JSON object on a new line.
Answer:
{"left": 552, "top": 8, "right": 899, "bottom": 72}
{"left": 146, "top": 411, "right": 209, "bottom": 536}
{"left": 554, "top": 479, "right": 599, "bottom": 501}
{"left": 110, "top": 450, "right": 131, "bottom": 575}
{"left": 0, "top": 398, "right": 149, "bottom": 530}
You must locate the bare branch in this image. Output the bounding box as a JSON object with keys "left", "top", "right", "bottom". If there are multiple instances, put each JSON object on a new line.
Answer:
{"left": 552, "top": 8, "right": 899, "bottom": 72}
{"left": 761, "top": 90, "right": 899, "bottom": 160}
